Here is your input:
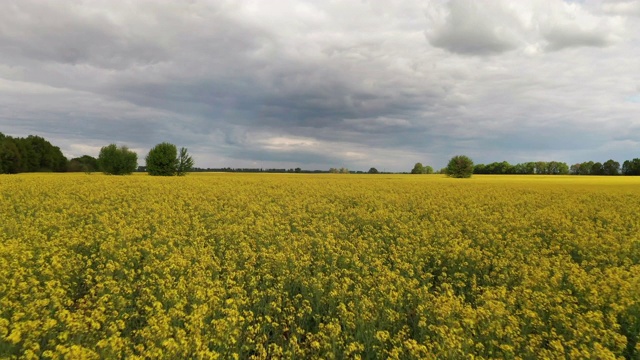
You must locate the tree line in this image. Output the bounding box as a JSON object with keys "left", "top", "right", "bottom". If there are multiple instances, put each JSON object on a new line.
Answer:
{"left": 0, "top": 133, "right": 193, "bottom": 176}
{"left": 412, "top": 158, "right": 640, "bottom": 176}
{"left": 3, "top": 132, "right": 640, "bottom": 176}
{"left": 0, "top": 133, "right": 68, "bottom": 173}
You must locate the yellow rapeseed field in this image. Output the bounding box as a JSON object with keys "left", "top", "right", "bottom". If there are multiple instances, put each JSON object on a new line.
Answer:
{"left": 1, "top": 173, "right": 639, "bottom": 359}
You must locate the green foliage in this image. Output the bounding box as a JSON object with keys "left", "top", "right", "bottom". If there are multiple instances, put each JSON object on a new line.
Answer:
{"left": 177, "top": 147, "right": 194, "bottom": 176}
{"left": 146, "top": 142, "right": 179, "bottom": 176}
{"left": 622, "top": 159, "right": 640, "bottom": 175}
{"left": 570, "top": 160, "right": 621, "bottom": 176}
{"left": 145, "top": 143, "right": 194, "bottom": 176}
{"left": 0, "top": 138, "right": 22, "bottom": 174}
{"left": 0, "top": 133, "right": 67, "bottom": 174}
{"left": 591, "top": 162, "right": 604, "bottom": 175}
{"left": 446, "top": 155, "right": 474, "bottom": 178}
{"left": 603, "top": 159, "right": 620, "bottom": 175}
{"left": 67, "top": 155, "right": 99, "bottom": 173}
{"left": 474, "top": 161, "right": 569, "bottom": 175}
{"left": 98, "top": 144, "right": 138, "bottom": 175}
{"left": 411, "top": 163, "right": 434, "bottom": 174}
{"left": 368, "top": 167, "right": 379, "bottom": 174}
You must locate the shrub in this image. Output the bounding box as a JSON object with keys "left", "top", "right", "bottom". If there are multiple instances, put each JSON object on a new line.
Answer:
{"left": 98, "top": 144, "right": 138, "bottom": 175}
{"left": 446, "top": 155, "right": 474, "bottom": 178}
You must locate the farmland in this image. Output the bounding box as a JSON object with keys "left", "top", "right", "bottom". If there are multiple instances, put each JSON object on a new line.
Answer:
{"left": 1, "top": 173, "right": 639, "bottom": 359}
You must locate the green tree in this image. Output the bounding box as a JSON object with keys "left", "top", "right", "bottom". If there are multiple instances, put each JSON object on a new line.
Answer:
{"left": 368, "top": 167, "right": 379, "bottom": 174}
{"left": 0, "top": 132, "right": 70, "bottom": 173}
{"left": 98, "top": 144, "right": 137, "bottom": 175}
{"left": 13, "top": 135, "right": 68, "bottom": 172}
{"left": 603, "top": 159, "right": 620, "bottom": 175}
{"left": 591, "top": 162, "right": 604, "bottom": 175}
{"left": 411, "top": 162, "right": 425, "bottom": 174}
{"left": 548, "top": 161, "right": 569, "bottom": 175}
{"left": 570, "top": 163, "right": 581, "bottom": 175}
{"left": 146, "top": 142, "right": 179, "bottom": 176}
{"left": 474, "top": 164, "right": 487, "bottom": 174}
{"left": 536, "top": 161, "right": 549, "bottom": 174}
{"left": 580, "top": 161, "right": 595, "bottom": 175}
{"left": 446, "top": 155, "right": 474, "bottom": 178}
{"left": 145, "top": 143, "right": 194, "bottom": 176}
{"left": 176, "top": 147, "right": 194, "bottom": 176}
{"left": 622, "top": 158, "right": 640, "bottom": 175}
{"left": 68, "top": 155, "right": 99, "bottom": 173}
{"left": 0, "top": 137, "right": 22, "bottom": 174}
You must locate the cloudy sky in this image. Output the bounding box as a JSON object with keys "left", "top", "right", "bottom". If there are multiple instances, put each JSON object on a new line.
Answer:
{"left": 1, "top": 0, "right": 639, "bottom": 171}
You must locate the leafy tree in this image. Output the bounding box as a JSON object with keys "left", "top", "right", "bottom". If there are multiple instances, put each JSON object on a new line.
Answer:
{"left": 411, "top": 163, "right": 434, "bottom": 174}
{"left": 0, "top": 133, "right": 68, "bottom": 173}
{"left": 446, "top": 155, "right": 474, "bottom": 178}
{"left": 368, "top": 167, "right": 379, "bottom": 174}
{"left": 411, "top": 163, "right": 424, "bottom": 174}
{"left": 522, "top": 162, "right": 536, "bottom": 174}
{"left": 570, "top": 163, "right": 581, "bottom": 175}
{"left": 474, "top": 164, "right": 487, "bottom": 174}
{"left": 177, "top": 147, "right": 194, "bottom": 176}
{"left": 68, "top": 155, "right": 99, "bottom": 173}
{"left": 477, "top": 161, "right": 567, "bottom": 175}
{"left": 535, "top": 161, "right": 549, "bottom": 174}
{"left": 582, "top": 161, "right": 595, "bottom": 175}
{"left": 339, "top": 167, "right": 350, "bottom": 174}
{"left": 488, "top": 161, "right": 513, "bottom": 174}
{"left": 25, "top": 135, "right": 67, "bottom": 172}
{"left": 513, "top": 162, "right": 536, "bottom": 174}
{"left": 591, "top": 162, "right": 604, "bottom": 175}
{"left": 0, "top": 137, "right": 22, "bottom": 174}
{"left": 547, "top": 161, "right": 569, "bottom": 175}
{"left": 146, "top": 142, "right": 179, "bottom": 176}
{"left": 622, "top": 158, "right": 640, "bottom": 175}
{"left": 603, "top": 159, "right": 620, "bottom": 175}
{"left": 145, "top": 143, "right": 194, "bottom": 176}
{"left": 329, "top": 168, "right": 339, "bottom": 173}
{"left": 11, "top": 135, "right": 68, "bottom": 172}
{"left": 98, "top": 144, "right": 137, "bottom": 175}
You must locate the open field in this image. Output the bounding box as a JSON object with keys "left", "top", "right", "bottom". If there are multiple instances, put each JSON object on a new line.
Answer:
{"left": 1, "top": 173, "right": 639, "bottom": 359}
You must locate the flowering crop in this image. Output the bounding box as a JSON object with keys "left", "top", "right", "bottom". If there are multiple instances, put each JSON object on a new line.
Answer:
{"left": 1, "top": 173, "right": 639, "bottom": 359}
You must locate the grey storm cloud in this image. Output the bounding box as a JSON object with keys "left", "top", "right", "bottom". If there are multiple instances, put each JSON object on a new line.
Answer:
{"left": 0, "top": 0, "right": 639, "bottom": 171}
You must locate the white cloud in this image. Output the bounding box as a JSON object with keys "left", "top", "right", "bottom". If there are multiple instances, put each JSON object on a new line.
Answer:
{"left": 601, "top": 1, "right": 640, "bottom": 17}
{"left": 258, "top": 136, "right": 319, "bottom": 151}
{"left": 425, "top": 0, "right": 525, "bottom": 55}
{"left": 538, "top": 1, "right": 625, "bottom": 50}
{"left": 425, "top": 0, "right": 626, "bottom": 55}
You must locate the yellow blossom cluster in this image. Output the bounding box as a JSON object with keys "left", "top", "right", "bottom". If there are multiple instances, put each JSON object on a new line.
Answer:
{"left": 0, "top": 173, "right": 639, "bottom": 359}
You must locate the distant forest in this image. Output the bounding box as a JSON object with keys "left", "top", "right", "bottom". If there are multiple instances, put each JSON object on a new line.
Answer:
{"left": 471, "top": 159, "right": 640, "bottom": 176}
{"left": 1, "top": 132, "right": 640, "bottom": 175}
